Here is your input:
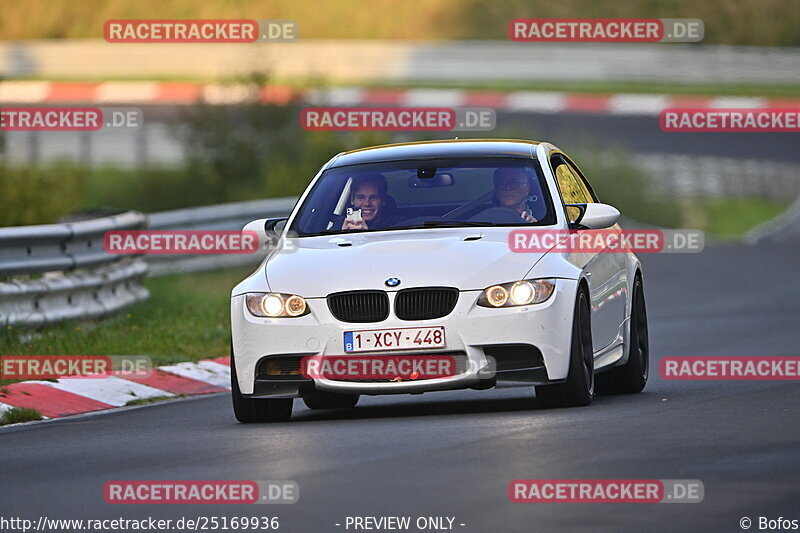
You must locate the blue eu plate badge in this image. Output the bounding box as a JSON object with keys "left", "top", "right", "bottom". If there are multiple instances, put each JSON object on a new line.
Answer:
{"left": 343, "top": 331, "right": 354, "bottom": 352}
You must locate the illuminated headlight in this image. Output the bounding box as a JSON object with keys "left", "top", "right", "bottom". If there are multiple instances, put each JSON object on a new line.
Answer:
{"left": 477, "top": 279, "right": 555, "bottom": 308}
{"left": 485, "top": 285, "right": 509, "bottom": 307}
{"left": 285, "top": 295, "right": 307, "bottom": 317}
{"left": 245, "top": 293, "right": 309, "bottom": 318}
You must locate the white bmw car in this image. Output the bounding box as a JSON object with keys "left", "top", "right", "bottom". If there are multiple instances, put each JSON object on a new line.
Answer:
{"left": 230, "top": 139, "right": 649, "bottom": 422}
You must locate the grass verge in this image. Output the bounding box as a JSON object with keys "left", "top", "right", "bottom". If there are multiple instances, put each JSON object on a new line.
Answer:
{"left": 355, "top": 80, "right": 800, "bottom": 99}
{"left": 0, "top": 407, "right": 44, "bottom": 426}
{"left": 680, "top": 198, "right": 789, "bottom": 239}
{"left": 0, "top": 266, "right": 251, "bottom": 386}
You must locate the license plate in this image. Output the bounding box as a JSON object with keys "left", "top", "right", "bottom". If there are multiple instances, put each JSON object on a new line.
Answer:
{"left": 344, "top": 326, "right": 446, "bottom": 353}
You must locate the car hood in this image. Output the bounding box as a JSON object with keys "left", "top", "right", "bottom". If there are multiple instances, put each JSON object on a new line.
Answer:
{"left": 265, "top": 228, "right": 545, "bottom": 297}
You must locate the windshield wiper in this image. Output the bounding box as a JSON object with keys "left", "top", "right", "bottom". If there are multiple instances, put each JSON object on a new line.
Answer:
{"left": 400, "top": 220, "right": 497, "bottom": 229}
{"left": 425, "top": 220, "right": 494, "bottom": 227}
{"left": 294, "top": 221, "right": 496, "bottom": 237}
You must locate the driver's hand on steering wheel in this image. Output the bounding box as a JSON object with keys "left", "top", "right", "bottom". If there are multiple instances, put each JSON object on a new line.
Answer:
{"left": 520, "top": 210, "right": 538, "bottom": 223}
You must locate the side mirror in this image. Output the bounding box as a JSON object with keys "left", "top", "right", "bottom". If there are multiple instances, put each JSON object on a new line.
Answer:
{"left": 264, "top": 217, "right": 288, "bottom": 234}
{"left": 242, "top": 218, "right": 268, "bottom": 239}
{"left": 242, "top": 217, "right": 288, "bottom": 250}
{"left": 566, "top": 203, "right": 620, "bottom": 230}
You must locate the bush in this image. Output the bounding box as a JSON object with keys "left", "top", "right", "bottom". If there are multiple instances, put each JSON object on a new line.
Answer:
{"left": 0, "top": 163, "right": 87, "bottom": 226}
{"left": 83, "top": 166, "right": 211, "bottom": 212}
{"left": 0, "top": 84, "right": 392, "bottom": 225}
{"left": 2, "top": 0, "right": 799, "bottom": 46}
{"left": 177, "top": 84, "right": 391, "bottom": 203}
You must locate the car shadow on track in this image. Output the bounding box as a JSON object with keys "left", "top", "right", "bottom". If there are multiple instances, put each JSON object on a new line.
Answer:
{"left": 288, "top": 393, "right": 583, "bottom": 422}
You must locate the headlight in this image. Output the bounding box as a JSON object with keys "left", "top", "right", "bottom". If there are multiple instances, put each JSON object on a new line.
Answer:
{"left": 477, "top": 279, "right": 555, "bottom": 308}
{"left": 485, "top": 285, "right": 509, "bottom": 307}
{"left": 246, "top": 293, "right": 309, "bottom": 318}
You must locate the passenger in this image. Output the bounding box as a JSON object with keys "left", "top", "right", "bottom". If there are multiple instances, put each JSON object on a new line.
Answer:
{"left": 341, "top": 174, "right": 396, "bottom": 230}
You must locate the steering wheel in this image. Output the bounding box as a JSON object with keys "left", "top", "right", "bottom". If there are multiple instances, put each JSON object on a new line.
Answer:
{"left": 469, "top": 207, "right": 529, "bottom": 224}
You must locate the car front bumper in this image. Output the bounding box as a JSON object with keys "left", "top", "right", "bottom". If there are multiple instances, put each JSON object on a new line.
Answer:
{"left": 231, "top": 279, "right": 578, "bottom": 397}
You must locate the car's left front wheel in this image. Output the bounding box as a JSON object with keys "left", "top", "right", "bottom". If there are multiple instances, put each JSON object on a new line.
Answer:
{"left": 596, "top": 273, "right": 649, "bottom": 395}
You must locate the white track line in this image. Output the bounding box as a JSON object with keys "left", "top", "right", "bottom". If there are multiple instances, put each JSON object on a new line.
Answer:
{"left": 506, "top": 91, "right": 566, "bottom": 113}
{"left": 96, "top": 82, "right": 160, "bottom": 103}
{"left": 305, "top": 87, "right": 365, "bottom": 106}
{"left": 403, "top": 89, "right": 465, "bottom": 107}
{"left": 709, "top": 96, "right": 768, "bottom": 109}
{"left": 45, "top": 376, "right": 174, "bottom": 407}
{"left": 159, "top": 361, "right": 231, "bottom": 389}
{"left": 609, "top": 94, "right": 671, "bottom": 115}
{"left": 201, "top": 84, "right": 256, "bottom": 104}
{"left": 0, "top": 81, "right": 51, "bottom": 103}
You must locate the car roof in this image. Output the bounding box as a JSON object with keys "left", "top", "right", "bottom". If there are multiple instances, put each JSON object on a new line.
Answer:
{"left": 329, "top": 139, "right": 541, "bottom": 168}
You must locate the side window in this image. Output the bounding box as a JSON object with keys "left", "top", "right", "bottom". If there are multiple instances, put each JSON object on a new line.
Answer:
{"left": 551, "top": 155, "right": 588, "bottom": 223}
{"left": 563, "top": 156, "right": 597, "bottom": 203}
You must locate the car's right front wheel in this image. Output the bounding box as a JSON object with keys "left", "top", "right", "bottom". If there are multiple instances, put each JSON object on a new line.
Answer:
{"left": 535, "top": 287, "right": 594, "bottom": 408}
{"left": 231, "top": 349, "right": 293, "bottom": 423}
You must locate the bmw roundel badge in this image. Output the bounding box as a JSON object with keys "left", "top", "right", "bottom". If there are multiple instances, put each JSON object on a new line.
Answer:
{"left": 385, "top": 277, "right": 401, "bottom": 287}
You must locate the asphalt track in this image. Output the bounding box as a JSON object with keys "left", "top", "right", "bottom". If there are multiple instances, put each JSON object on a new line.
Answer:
{"left": 1, "top": 241, "right": 798, "bottom": 533}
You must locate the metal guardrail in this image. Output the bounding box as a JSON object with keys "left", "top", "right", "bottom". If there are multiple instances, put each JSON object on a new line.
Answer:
{"left": 0, "top": 211, "right": 147, "bottom": 276}
{"left": 632, "top": 155, "right": 800, "bottom": 202}
{"left": 0, "top": 199, "right": 298, "bottom": 328}
{"left": 146, "top": 197, "right": 297, "bottom": 276}
{"left": 0, "top": 211, "right": 149, "bottom": 327}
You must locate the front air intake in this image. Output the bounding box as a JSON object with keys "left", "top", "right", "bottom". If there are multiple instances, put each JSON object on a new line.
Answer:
{"left": 327, "top": 290, "right": 390, "bottom": 323}
{"left": 394, "top": 287, "right": 459, "bottom": 321}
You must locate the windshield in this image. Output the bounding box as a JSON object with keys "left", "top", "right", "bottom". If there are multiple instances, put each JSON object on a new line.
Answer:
{"left": 290, "top": 158, "right": 555, "bottom": 236}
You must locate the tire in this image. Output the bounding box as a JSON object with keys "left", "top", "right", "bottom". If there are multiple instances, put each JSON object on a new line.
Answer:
{"left": 230, "top": 350, "right": 293, "bottom": 423}
{"left": 536, "top": 287, "right": 594, "bottom": 408}
{"left": 303, "top": 389, "right": 360, "bottom": 410}
{"left": 596, "top": 274, "right": 649, "bottom": 395}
